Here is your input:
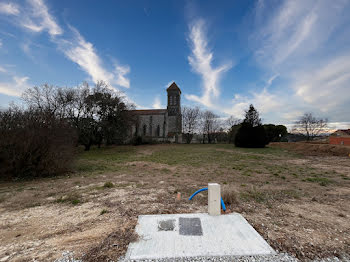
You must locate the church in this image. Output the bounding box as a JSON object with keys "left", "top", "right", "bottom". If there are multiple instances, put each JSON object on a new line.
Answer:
{"left": 129, "top": 82, "right": 182, "bottom": 143}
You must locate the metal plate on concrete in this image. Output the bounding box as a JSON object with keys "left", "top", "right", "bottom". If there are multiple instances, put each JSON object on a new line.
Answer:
{"left": 158, "top": 219, "right": 175, "bottom": 231}
{"left": 179, "top": 217, "right": 202, "bottom": 236}
{"left": 125, "top": 213, "right": 276, "bottom": 260}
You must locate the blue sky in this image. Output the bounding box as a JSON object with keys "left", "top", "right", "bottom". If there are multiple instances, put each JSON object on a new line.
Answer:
{"left": 0, "top": 0, "right": 350, "bottom": 129}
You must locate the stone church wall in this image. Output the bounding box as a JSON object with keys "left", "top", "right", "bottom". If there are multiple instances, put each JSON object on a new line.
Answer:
{"left": 137, "top": 114, "right": 167, "bottom": 138}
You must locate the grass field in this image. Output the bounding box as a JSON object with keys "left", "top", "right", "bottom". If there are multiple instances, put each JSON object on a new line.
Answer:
{"left": 0, "top": 144, "right": 349, "bottom": 261}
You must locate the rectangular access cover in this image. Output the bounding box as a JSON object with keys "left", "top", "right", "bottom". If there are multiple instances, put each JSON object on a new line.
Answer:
{"left": 179, "top": 217, "right": 203, "bottom": 236}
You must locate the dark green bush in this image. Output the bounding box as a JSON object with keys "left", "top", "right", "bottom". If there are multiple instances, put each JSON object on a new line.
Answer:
{"left": 131, "top": 136, "right": 143, "bottom": 146}
{"left": 234, "top": 123, "right": 268, "bottom": 148}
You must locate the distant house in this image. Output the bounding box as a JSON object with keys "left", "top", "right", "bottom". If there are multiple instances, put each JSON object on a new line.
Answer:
{"left": 329, "top": 129, "right": 350, "bottom": 146}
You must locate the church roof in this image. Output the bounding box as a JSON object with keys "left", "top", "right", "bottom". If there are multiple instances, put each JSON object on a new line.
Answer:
{"left": 166, "top": 82, "right": 181, "bottom": 93}
{"left": 130, "top": 109, "right": 167, "bottom": 115}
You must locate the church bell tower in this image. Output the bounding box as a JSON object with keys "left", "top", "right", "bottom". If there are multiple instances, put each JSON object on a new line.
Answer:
{"left": 166, "top": 82, "right": 182, "bottom": 134}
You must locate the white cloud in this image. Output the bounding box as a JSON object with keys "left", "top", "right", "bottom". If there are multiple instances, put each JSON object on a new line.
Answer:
{"left": 266, "top": 74, "right": 279, "bottom": 86}
{"left": 185, "top": 19, "right": 232, "bottom": 107}
{"left": 244, "top": 0, "right": 350, "bottom": 127}
{"left": 252, "top": 1, "right": 349, "bottom": 69}
{"left": 57, "top": 27, "right": 130, "bottom": 89}
{"left": 293, "top": 53, "right": 350, "bottom": 112}
{"left": 0, "top": 39, "right": 2, "bottom": 48}
{"left": 21, "top": 0, "right": 63, "bottom": 36}
{"left": 165, "top": 80, "right": 175, "bottom": 88}
{"left": 114, "top": 65, "right": 130, "bottom": 88}
{"left": 0, "top": 2, "right": 19, "bottom": 15}
{"left": 3, "top": 0, "right": 131, "bottom": 92}
{"left": 0, "top": 76, "right": 30, "bottom": 97}
{"left": 152, "top": 95, "right": 162, "bottom": 109}
{"left": 224, "top": 88, "right": 282, "bottom": 119}
{"left": 0, "top": 65, "right": 6, "bottom": 73}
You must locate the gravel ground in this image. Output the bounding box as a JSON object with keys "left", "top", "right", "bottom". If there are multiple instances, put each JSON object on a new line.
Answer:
{"left": 119, "top": 253, "right": 350, "bottom": 262}
{"left": 54, "top": 251, "right": 350, "bottom": 262}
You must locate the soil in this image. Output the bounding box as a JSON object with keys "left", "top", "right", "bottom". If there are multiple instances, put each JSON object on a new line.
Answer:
{"left": 270, "top": 142, "right": 350, "bottom": 157}
{"left": 0, "top": 144, "right": 349, "bottom": 261}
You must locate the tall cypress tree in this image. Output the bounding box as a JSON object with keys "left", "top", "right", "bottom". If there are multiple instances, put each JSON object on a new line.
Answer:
{"left": 244, "top": 104, "right": 261, "bottom": 127}
{"left": 235, "top": 104, "right": 267, "bottom": 148}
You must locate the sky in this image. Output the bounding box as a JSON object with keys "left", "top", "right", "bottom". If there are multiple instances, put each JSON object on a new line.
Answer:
{"left": 0, "top": 0, "right": 350, "bottom": 130}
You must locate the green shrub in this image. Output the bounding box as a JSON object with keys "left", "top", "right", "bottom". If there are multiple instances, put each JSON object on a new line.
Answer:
{"left": 100, "top": 209, "right": 108, "bottom": 215}
{"left": 131, "top": 136, "right": 143, "bottom": 146}
{"left": 103, "top": 181, "right": 114, "bottom": 188}
{"left": 235, "top": 123, "right": 268, "bottom": 148}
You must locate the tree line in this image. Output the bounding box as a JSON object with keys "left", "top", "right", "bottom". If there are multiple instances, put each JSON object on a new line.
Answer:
{"left": 0, "top": 80, "right": 329, "bottom": 180}
{"left": 182, "top": 105, "right": 288, "bottom": 146}
{"left": 0, "top": 81, "right": 134, "bottom": 179}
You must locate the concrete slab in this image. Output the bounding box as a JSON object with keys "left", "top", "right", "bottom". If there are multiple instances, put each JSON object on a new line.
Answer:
{"left": 125, "top": 213, "right": 276, "bottom": 260}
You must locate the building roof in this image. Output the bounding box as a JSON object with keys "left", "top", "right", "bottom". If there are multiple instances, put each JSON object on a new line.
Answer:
{"left": 333, "top": 129, "right": 350, "bottom": 136}
{"left": 339, "top": 129, "right": 350, "bottom": 135}
{"left": 166, "top": 82, "right": 181, "bottom": 93}
{"left": 130, "top": 109, "right": 167, "bottom": 115}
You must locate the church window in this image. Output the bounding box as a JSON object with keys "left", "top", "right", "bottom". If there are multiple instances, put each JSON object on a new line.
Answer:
{"left": 143, "top": 124, "right": 147, "bottom": 136}
{"left": 157, "top": 125, "right": 160, "bottom": 137}
{"left": 173, "top": 96, "right": 176, "bottom": 105}
{"left": 170, "top": 96, "right": 173, "bottom": 105}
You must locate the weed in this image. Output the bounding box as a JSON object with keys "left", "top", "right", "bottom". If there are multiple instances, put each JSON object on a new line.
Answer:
{"left": 240, "top": 187, "right": 268, "bottom": 203}
{"left": 56, "top": 193, "right": 82, "bottom": 205}
{"left": 160, "top": 168, "right": 171, "bottom": 173}
{"left": 103, "top": 182, "right": 114, "bottom": 188}
{"left": 305, "top": 177, "right": 333, "bottom": 186}
{"left": 222, "top": 188, "right": 239, "bottom": 205}
{"left": 100, "top": 209, "right": 108, "bottom": 215}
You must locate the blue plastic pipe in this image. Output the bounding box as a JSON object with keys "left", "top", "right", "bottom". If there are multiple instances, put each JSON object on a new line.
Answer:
{"left": 189, "top": 187, "right": 226, "bottom": 212}
{"left": 189, "top": 187, "right": 208, "bottom": 200}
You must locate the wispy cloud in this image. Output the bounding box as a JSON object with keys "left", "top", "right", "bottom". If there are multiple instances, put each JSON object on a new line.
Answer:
{"left": 115, "top": 65, "right": 130, "bottom": 88}
{"left": 244, "top": 0, "right": 350, "bottom": 125}
{"left": 185, "top": 19, "right": 232, "bottom": 107}
{"left": 152, "top": 95, "right": 162, "bottom": 109}
{"left": 224, "top": 88, "right": 282, "bottom": 118}
{"left": 22, "top": 0, "right": 63, "bottom": 36}
{"left": 0, "top": 65, "right": 7, "bottom": 73}
{"left": 293, "top": 53, "right": 350, "bottom": 114}
{"left": 0, "top": 39, "right": 2, "bottom": 48}
{"left": 0, "top": 76, "right": 30, "bottom": 97}
{"left": 0, "top": 0, "right": 131, "bottom": 96}
{"left": 56, "top": 26, "right": 130, "bottom": 89}
{"left": 58, "top": 27, "right": 113, "bottom": 85}
{"left": 252, "top": 1, "right": 350, "bottom": 69}
{"left": 266, "top": 74, "right": 279, "bottom": 86}
{"left": 0, "top": 2, "right": 20, "bottom": 15}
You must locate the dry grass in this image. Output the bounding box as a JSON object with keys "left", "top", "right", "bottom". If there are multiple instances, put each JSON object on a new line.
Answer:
{"left": 82, "top": 218, "right": 138, "bottom": 262}
{"left": 0, "top": 144, "right": 349, "bottom": 261}
{"left": 221, "top": 187, "right": 239, "bottom": 205}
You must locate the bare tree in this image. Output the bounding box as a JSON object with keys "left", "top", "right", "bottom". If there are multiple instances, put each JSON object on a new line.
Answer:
{"left": 22, "top": 81, "right": 135, "bottom": 150}
{"left": 225, "top": 115, "right": 242, "bottom": 130}
{"left": 182, "top": 106, "right": 201, "bottom": 143}
{"left": 293, "top": 113, "right": 328, "bottom": 141}
{"left": 201, "top": 110, "right": 220, "bottom": 144}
